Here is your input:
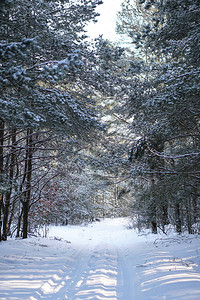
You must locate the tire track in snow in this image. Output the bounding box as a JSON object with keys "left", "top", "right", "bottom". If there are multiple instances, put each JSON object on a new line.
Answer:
{"left": 72, "top": 244, "right": 118, "bottom": 300}
{"left": 29, "top": 247, "right": 89, "bottom": 300}
{"left": 110, "top": 233, "right": 135, "bottom": 300}
{"left": 29, "top": 219, "right": 135, "bottom": 300}
{"left": 116, "top": 248, "right": 134, "bottom": 300}
{"left": 30, "top": 244, "right": 119, "bottom": 300}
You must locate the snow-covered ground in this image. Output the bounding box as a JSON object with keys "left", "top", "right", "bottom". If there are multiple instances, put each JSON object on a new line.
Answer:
{"left": 0, "top": 218, "right": 200, "bottom": 300}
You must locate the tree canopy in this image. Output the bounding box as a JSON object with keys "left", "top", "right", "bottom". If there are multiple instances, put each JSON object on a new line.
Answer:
{"left": 0, "top": 0, "right": 200, "bottom": 240}
{"left": 117, "top": 0, "right": 200, "bottom": 233}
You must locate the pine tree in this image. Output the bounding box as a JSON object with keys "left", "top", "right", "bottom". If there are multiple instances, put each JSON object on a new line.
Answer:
{"left": 118, "top": 0, "right": 200, "bottom": 233}
{"left": 0, "top": 0, "right": 104, "bottom": 239}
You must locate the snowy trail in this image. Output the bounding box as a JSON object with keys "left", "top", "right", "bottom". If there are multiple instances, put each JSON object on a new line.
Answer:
{"left": 31, "top": 245, "right": 118, "bottom": 300}
{"left": 30, "top": 245, "right": 134, "bottom": 299}
{"left": 0, "top": 218, "right": 200, "bottom": 300}
{"left": 30, "top": 218, "right": 135, "bottom": 299}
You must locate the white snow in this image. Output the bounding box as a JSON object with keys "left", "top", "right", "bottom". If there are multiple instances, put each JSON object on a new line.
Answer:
{"left": 0, "top": 218, "right": 200, "bottom": 300}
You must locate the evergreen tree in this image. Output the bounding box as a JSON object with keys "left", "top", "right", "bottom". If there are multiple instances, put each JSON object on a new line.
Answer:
{"left": 118, "top": 0, "right": 200, "bottom": 233}
{"left": 0, "top": 0, "right": 104, "bottom": 239}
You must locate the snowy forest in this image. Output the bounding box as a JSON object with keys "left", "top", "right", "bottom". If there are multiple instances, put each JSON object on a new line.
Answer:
{"left": 0, "top": 0, "right": 200, "bottom": 241}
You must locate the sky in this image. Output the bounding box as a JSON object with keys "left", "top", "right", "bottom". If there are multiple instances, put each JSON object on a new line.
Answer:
{"left": 86, "top": 0, "right": 123, "bottom": 42}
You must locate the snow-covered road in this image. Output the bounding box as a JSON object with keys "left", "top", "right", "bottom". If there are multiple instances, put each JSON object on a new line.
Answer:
{"left": 31, "top": 218, "right": 138, "bottom": 299}
{"left": 0, "top": 218, "right": 200, "bottom": 299}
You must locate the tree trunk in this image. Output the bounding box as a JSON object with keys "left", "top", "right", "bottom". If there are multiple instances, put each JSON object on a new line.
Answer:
{"left": 2, "top": 202, "right": 10, "bottom": 240}
{"left": 151, "top": 220, "right": 157, "bottom": 234}
{"left": 175, "top": 202, "right": 181, "bottom": 233}
{"left": 161, "top": 202, "right": 169, "bottom": 232}
{"left": 16, "top": 207, "right": 23, "bottom": 238}
{"left": 0, "top": 120, "right": 4, "bottom": 241}
{"left": 7, "top": 199, "right": 16, "bottom": 235}
{"left": 192, "top": 194, "right": 198, "bottom": 225}
{"left": 186, "top": 199, "right": 192, "bottom": 234}
{"left": 22, "top": 129, "right": 33, "bottom": 239}
{"left": 149, "top": 177, "right": 157, "bottom": 234}
{"left": 2, "top": 128, "right": 16, "bottom": 240}
{"left": 22, "top": 201, "right": 29, "bottom": 239}
{"left": 156, "top": 141, "right": 168, "bottom": 232}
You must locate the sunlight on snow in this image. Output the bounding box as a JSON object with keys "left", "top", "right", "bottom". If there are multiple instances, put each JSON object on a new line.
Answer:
{"left": 41, "top": 276, "right": 69, "bottom": 294}
{"left": 89, "top": 268, "right": 117, "bottom": 276}
{"left": 141, "top": 257, "right": 197, "bottom": 276}
{"left": 0, "top": 280, "right": 42, "bottom": 289}
{"left": 52, "top": 273, "right": 62, "bottom": 281}
{"left": 75, "top": 268, "right": 117, "bottom": 299}
{"left": 1, "top": 219, "right": 200, "bottom": 300}
{"left": 75, "top": 288, "right": 117, "bottom": 300}
{"left": 141, "top": 273, "right": 200, "bottom": 292}
{"left": 76, "top": 277, "right": 84, "bottom": 288}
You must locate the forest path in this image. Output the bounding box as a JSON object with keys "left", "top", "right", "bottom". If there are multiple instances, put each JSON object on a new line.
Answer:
{"left": 1, "top": 218, "right": 200, "bottom": 300}
{"left": 29, "top": 218, "right": 138, "bottom": 300}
